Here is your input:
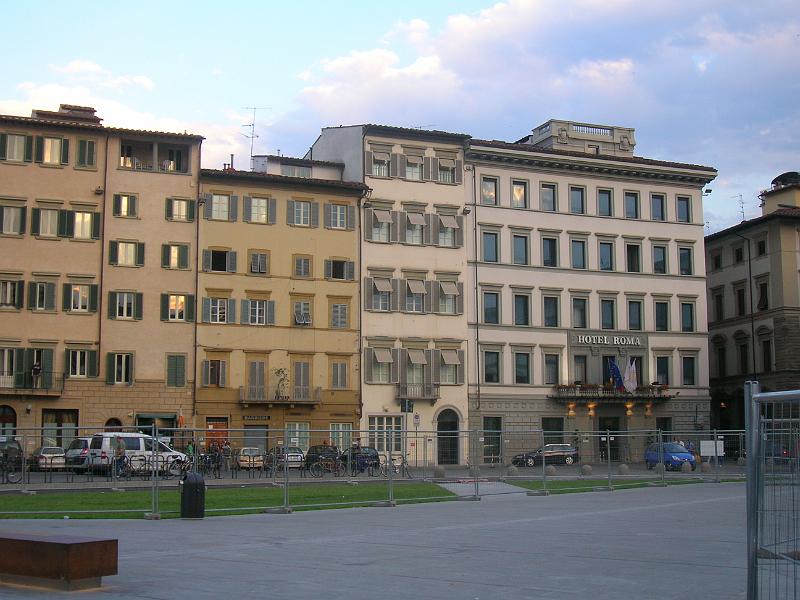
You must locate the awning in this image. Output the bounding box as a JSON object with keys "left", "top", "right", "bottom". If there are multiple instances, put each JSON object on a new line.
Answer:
{"left": 405, "top": 154, "right": 423, "bottom": 165}
{"left": 439, "top": 214, "right": 459, "bottom": 229}
{"left": 440, "top": 281, "right": 460, "bottom": 296}
{"left": 373, "top": 278, "right": 393, "bottom": 293}
{"left": 373, "top": 348, "right": 394, "bottom": 363}
{"left": 438, "top": 158, "right": 455, "bottom": 168}
{"left": 373, "top": 209, "right": 393, "bottom": 223}
{"left": 441, "top": 350, "right": 461, "bottom": 365}
{"left": 136, "top": 413, "right": 177, "bottom": 420}
{"left": 407, "top": 212, "right": 426, "bottom": 226}
{"left": 407, "top": 279, "right": 427, "bottom": 295}
{"left": 407, "top": 349, "right": 427, "bottom": 364}
{"left": 373, "top": 152, "right": 390, "bottom": 161}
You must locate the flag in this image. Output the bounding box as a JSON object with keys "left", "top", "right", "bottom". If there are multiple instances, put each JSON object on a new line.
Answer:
{"left": 609, "top": 359, "right": 625, "bottom": 391}
{"left": 623, "top": 358, "right": 638, "bottom": 394}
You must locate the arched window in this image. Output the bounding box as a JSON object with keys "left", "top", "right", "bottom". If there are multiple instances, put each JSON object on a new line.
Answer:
{"left": 104, "top": 418, "right": 123, "bottom": 432}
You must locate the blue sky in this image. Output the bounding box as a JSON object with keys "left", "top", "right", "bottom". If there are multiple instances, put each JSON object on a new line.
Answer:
{"left": 3, "top": 0, "right": 798, "bottom": 232}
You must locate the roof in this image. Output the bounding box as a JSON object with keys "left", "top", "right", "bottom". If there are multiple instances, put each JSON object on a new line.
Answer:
{"left": 761, "top": 182, "right": 800, "bottom": 198}
{"left": 0, "top": 113, "right": 204, "bottom": 140}
{"left": 200, "top": 169, "right": 368, "bottom": 193}
{"left": 705, "top": 208, "right": 800, "bottom": 242}
{"left": 253, "top": 154, "right": 344, "bottom": 168}
{"left": 322, "top": 123, "right": 471, "bottom": 143}
{"left": 469, "top": 138, "right": 717, "bottom": 173}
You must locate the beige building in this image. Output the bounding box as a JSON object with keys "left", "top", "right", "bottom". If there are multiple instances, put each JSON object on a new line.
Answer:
{"left": 465, "top": 120, "right": 717, "bottom": 462}
{"left": 706, "top": 171, "right": 800, "bottom": 429}
{"left": 309, "top": 125, "right": 471, "bottom": 464}
{"left": 0, "top": 104, "right": 202, "bottom": 444}
{"left": 196, "top": 166, "right": 366, "bottom": 450}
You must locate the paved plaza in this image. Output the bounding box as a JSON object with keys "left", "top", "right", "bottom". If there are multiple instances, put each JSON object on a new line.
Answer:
{"left": 0, "top": 482, "right": 745, "bottom": 599}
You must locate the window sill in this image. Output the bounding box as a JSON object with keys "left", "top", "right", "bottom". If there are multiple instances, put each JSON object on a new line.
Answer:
{"left": 38, "top": 163, "right": 64, "bottom": 169}
{"left": 114, "top": 215, "right": 140, "bottom": 220}
{"left": 112, "top": 264, "right": 143, "bottom": 268}
{"left": 69, "top": 238, "right": 97, "bottom": 243}
{"left": 206, "top": 270, "right": 234, "bottom": 275}
{"left": 74, "top": 165, "right": 98, "bottom": 172}
{"left": 65, "top": 311, "right": 95, "bottom": 316}
{"left": 30, "top": 309, "right": 58, "bottom": 314}
{"left": 0, "top": 306, "right": 21, "bottom": 312}
{"left": 0, "top": 233, "right": 23, "bottom": 239}
{"left": 0, "top": 160, "right": 28, "bottom": 167}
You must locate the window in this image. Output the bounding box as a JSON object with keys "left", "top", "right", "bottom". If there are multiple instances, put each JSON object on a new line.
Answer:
{"left": 738, "top": 343, "right": 749, "bottom": 375}
{"left": 438, "top": 215, "right": 457, "bottom": 247}
{"left": 437, "top": 158, "right": 456, "bottom": 183}
{"left": 624, "top": 192, "right": 639, "bottom": 219}
{"left": 651, "top": 194, "right": 666, "bottom": 221}
{"left": 483, "top": 291, "right": 499, "bottom": 324}
{"left": 591, "top": 242, "right": 613, "bottom": 274}
{"left": 756, "top": 240, "right": 767, "bottom": 256}
{"left": 628, "top": 300, "right": 642, "bottom": 331}
{"left": 76, "top": 139, "right": 95, "bottom": 167}
{"left": 292, "top": 362, "right": 312, "bottom": 402}
{"left": 513, "top": 294, "right": 530, "bottom": 326}
{"left": 762, "top": 340, "right": 772, "bottom": 373}
{"left": 73, "top": 212, "right": 92, "bottom": 240}
{"left": 372, "top": 279, "right": 391, "bottom": 311}
{"left": 483, "top": 351, "right": 500, "bottom": 383}
{"left": 331, "top": 303, "right": 348, "bottom": 329}
{"left": 682, "top": 356, "right": 696, "bottom": 386}
{"left": 294, "top": 257, "right": 311, "bottom": 278}
{"left": 371, "top": 152, "right": 389, "bottom": 177}
{"left": 544, "top": 354, "right": 559, "bottom": 385}
{"left": 249, "top": 252, "right": 268, "bottom": 274}
{"left": 167, "top": 198, "right": 191, "bottom": 222}
{"left": 113, "top": 194, "right": 137, "bottom": 218}
{"left": 327, "top": 259, "right": 352, "bottom": 281}
{"left": 166, "top": 355, "right": 186, "bottom": 388}
{"left": 294, "top": 301, "right": 312, "bottom": 325}
{"left": 168, "top": 295, "right": 186, "bottom": 321}
{"left": 42, "top": 137, "right": 62, "bottom": 165}
{"left": 249, "top": 299, "right": 267, "bottom": 325}
{"left": 656, "top": 356, "right": 670, "bottom": 385}
{"left": 206, "top": 359, "right": 225, "bottom": 387}
{"left": 543, "top": 296, "right": 559, "bottom": 327}
{"left": 371, "top": 210, "right": 391, "bottom": 242}
{"left": 405, "top": 281, "right": 425, "bottom": 313}
{"left": 571, "top": 240, "right": 586, "bottom": 269}
{"left": 331, "top": 362, "right": 348, "bottom": 390}
{"left": 210, "top": 298, "right": 228, "bottom": 324}
{"left": 117, "top": 242, "right": 137, "bottom": 266}
{"left": 734, "top": 246, "right": 744, "bottom": 263}
{"left": 0, "top": 281, "right": 20, "bottom": 308}
{"left": 569, "top": 187, "right": 585, "bottom": 214}
{"left": 542, "top": 237, "right": 558, "bottom": 267}
{"left": 405, "top": 155, "right": 422, "bottom": 180}
{"left": 280, "top": 164, "right": 311, "bottom": 178}
{"left": 162, "top": 244, "right": 189, "bottom": 270}
{"left": 757, "top": 281, "right": 769, "bottom": 311}
{"left": 655, "top": 301, "right": 669, "bottom": 331}
{"left": 38, "top": 208, "right": 58, "bottom": 237}
{"left": 598, "top": 189, "right": 613, "bottom": 216}
{"left": 329, "top": 204, "right": 347, "bottom": 229}
{"left": 679, "top": 247, "right": 693, "bottom": 275}
{"left": 574, "top": 355, "right": 587, "bottom": 384}
{"left": 601, "top": 299, "right": 615, "bottom": 330}
{"left": 626, "top": 244, "right": 641, "bottom": 273}
{"left": 716, "top": 347, "right": 727, "bottom": 377}
{"left": 69, "top": 350, "right": 89, "bottom": 377}
{"left": 482, "top": 231, "right": 499, "bottom": 262}
{"left": 572, "top": 298, "right": 587, "bottom": 328}
{"left": 438, "top": 281, "right": 459, "bottom": 314}
{"left": 1, "top": 206, "right": 23, "bottom": 235}
{"left": 515, "top": 352, "right": 530, "bottom": 384}
{"left": 4, "top": 134, "right": 27, "bottom": 161}
{"left": 512, "top": 234, "right": 529, "bottom": 265}
{"left": 371, "top": 348, "right": 392, "bottom": 383}
{"left": 711, "top": 253, "right": 722, "bottom": 270}
{"left": 250, "top": 197, "right": 269, "bottom": 224}
{"left": 113, "top": 353, "right": 134, "bottom": 385}
{"left": 70, "top": 284, "right": 89, "bottom": 312}
{"left": 32, "top": 282, "right": 53, "bottom": 311}
{"left": 736, "top": 287, "right": 746, "bottom": 316}
{"left": 511, "top": 180, "right": 528, "bottom": 208}
{"left": 653, "top": 245, "right": 667, "bottom": 274}
{"left": 439, "top": 352, "right": 457, "bottom": 384}
{"left": 368, "top": 416, "right": 402, "bottom": 452}
{"left": 211, "top": 194, "right": 230, "bottom": 220}
{"left": 293, "top": 200, "right": 311, "bottom": 226}
{"left": 481, "top": 177, "right": 498, "bottom": 205}
{"left": 540, "top": 184, "right": 557, "bottom": 211}
{"left": 207, "top": 249, "right": 234, "bottom": 273}
{"left": 680, "top": 302, "right": 695, "bottom": 332}
{"left": 676, "top": 196, "right": 691, "bottom": 223}
{"left": 713, "top": 291, "right": 724, "bottom": 322}
{"left": 405, "top": 213, "right": 423, "bottom": 245}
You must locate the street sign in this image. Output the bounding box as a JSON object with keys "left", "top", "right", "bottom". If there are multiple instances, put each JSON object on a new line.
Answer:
{"left": 413, "top": 413, "right": 420, "bottom": 427}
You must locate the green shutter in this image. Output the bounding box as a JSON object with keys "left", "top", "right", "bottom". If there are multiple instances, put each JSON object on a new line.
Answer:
{"left": 0, "top": 134, "right": 5, "bottom": 160}
{"left": 88, "top": 284, "right": 98, "bottom": 312}
{"left": 113, "top": 195, "right": 121, "bottom": 216}
{"left": 186, "top": 200, "right": 195, "bottom": 222}
{"left": 60, "top": 138, "right": 69, "bottom": 165}
{"left": 179, "top": 245, "right": 189, "bottom": 269}
{"left": 14, "top": 281, "right": 24, "bottom": 309}
{"left": 77, "top": 140, "right": 87, "bottom": 166}
{"left": 161, "top": 244, "right": 170, "bottom": 268}
{"left": 87, "top": 350, "right": 99, "bottom": 378}
{"left": 166, "top": 355, "right": 177, "bottom": 387}
{"left": 160, "top": 294, "right": 169, "bottom": 321}
{"left": 165, "top": 198, "right": 173, "bottom": 220}
{"left": 18, "top": 207, "right": 26, "bottom": 235}
{"left": 27, "top": 282, "right": 35, "bottom": 309}
{"left": 24, "top": 136, "right": 33, "bottom": 162}
{"left": 108, "top": 291, "right": 117, "bottom": 319}
{"left": 91, "top": 212, "right": 100, "bottom": 239}
{"left": 34, "top": 136, "right": 44, "bottom": 163}
{"left": 135, "top": 242, "right": 145, "bottom": 266}
{"left": 176, "top": 355, "right": 186, "bottom": 387}
{"left": 109, "top": 241, "right": 118, "bottom": 265}
{"left": 62, "top": 283, "right": 71, "bottom": 311}
{"left": 105, "top": 353, "right": 115, "bottom": 385}
{"left": 134, "top": 293, "right": 143, "bottom": 320}
{"left": 41, "top": 349, "right": 53, "bottom": 389}
{"left": 30, "top": 208, "right": 40, "bottom": 236}
{"left": 64, "top": 349, "right": 71, "bottom": 379}
{"left": 57, "top": 210, "right": 69, "bottom": 237}
{"left": 65, "top": 211, "right": 75, "bottom": 238}
{"left": 13, "top": 349, "right": 26, "bottom": 387}
{"left": 185, "top": 295, "right": 195, "bottom": 322}
{"left": 129, "top": 196, "right": 137, "bottom": 217}
{"left": 86, "top": 140, "right": 95, "bottom": 166}
{"left": 45, "top": 283, "right": 55, "bottom": 311}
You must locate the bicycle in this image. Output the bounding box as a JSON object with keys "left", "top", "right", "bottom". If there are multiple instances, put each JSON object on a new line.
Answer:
{"left": 376, "top": 454, "right": 413, "bottom": 478}
{"left": 309, "top": 456, "right": 346, "bottom": 478}
{"left": 0, "top": 452, "right": 22, "bottom": 484}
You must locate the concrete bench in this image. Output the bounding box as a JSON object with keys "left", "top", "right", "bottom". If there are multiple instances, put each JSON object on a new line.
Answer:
{"left": 0, "top": 533, "right": 117, "bottom": 590}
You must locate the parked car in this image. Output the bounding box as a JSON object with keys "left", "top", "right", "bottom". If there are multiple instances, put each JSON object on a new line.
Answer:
{"left": 512, "top": 444, "right": 580, "bottom": 467}
{"left": 304, "top": 444, "right": 340, "bottom": 469}
{"left": 30, "top": 446, "right": 66, "bottom": 471}
{"left": 763, "top": 441, "right": 790, "bottom": 460}
{"left": 88, "top": 432, "right": 186, "bottom": 473}
{"left": 266, "top": 446, "right": 305, "bottom": 469}
{"left": 339, "top": 446, "right": 380, "bottom": 472}
{"left": 237, "top": 447, "right": 264, "bottom": 470}
{"left": 65, "top": 437, "right": 93, "bottom": 471}
{"left": 645, "top": 443, "right": 696, "bottom": 471}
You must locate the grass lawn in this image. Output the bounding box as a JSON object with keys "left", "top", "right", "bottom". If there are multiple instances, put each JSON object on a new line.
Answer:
{"left": 508, "top": 477, "right": 706, "bottom": 494}
{"left": 0, "top": 482, "right": 454, "bottom": 519}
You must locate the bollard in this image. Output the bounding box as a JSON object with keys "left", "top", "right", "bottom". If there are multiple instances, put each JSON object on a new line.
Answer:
{"left": 179, "top": 472, "right": 205, "bottom": 518}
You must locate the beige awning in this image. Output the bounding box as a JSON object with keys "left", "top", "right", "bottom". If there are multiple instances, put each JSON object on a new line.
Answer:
{"left": 440, "top": 281, "right": 460, "bottom": 296}
{"left": 373, "top": 348, "right": 394, "bottom": 363}
{"left": 407, "top": 212, "right": 426, "bottom": 226}
{"left": 373, "top": 209, "right": 392, "bottom": 223}
{"left": 407, "top": 279, "right": 427, "bottom": 295}
{"left": 373, "top": 278, "right": 393, "bottom": 293}
{"left": 439, "top": 214, "right": 459, "bottom": 229}
{"left": 441, "top": 350, "right": 461, "bottom": 365}
{"left": 405, "top": 154, "right": 423, "bottom": 165}
{"left": 373, "top": 152, "right": 390, "bottom": 161}
{"left": 407, "top": 349, "right": 427, "bottom": 364}
{"left": 438, "top": 158, "right": 455, "bottom": 168}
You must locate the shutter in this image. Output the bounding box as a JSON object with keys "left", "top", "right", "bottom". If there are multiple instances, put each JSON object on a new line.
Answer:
{"left": 202, "top": 249, "right": 211, "bottom": 272}
{"left": 258, "top": 253, "right": 267, "bottom": 273}
{"left": 91, "top": 212, "right": 100, "bottom": 239}
{"left": 345, "top": 261, "right": 355, "bottom": 281}
{"left": 160, "top": 294, "right": 169, "bottom": 321}
{"left": 66, "top": 211, "right": 75, "bottom": 238}
{"left": 203, "top": 194, "right": 213, "bottom": 219}
{"left": 240, "top": 299, "right": 250, "bottom": 324}
{"left": 398, "top": 154, "right": 407, "bottom": 178}
{"left": 219, "top": 361, "right": 226, "bottom": 387}
{"left": 455, "top": 216, "right": 464, "bottom": 247}
{"left": 161, "top": 244, "right": 170, "bottom": 268}
{"left": 87, "top": 350, "right": 99, "bottom": 378}
{"left": 60, "top": 138, "right": 69, "bottom": 165}
{"left": 227, "top": 298, "right": 236, "bottom": 324}
{"left": 40, "top": 348, "right": 54, "bottom": 389}
{"left": 390, "top": 211, "right": 399, "bottom": 243}
{"left": 456, "top": 351, "right": 465, "bottom": 384}
{"left": 364, "top": 348, "right": 374, "bottom": 384}
{"left": 423, "top": 157, "right": 432, "bottom": 181}
{"left": 397, "top": 212, "right": 407, "bottom": 243}
{"left": 135, "top": 242, "right": 145, "bottom": 266}
{"left": 266, "top": 300, "right": 275, "bottom": 325}
{"left": 397, "top": 349, "right": 408, "bottom": 384}
{"left": 134, "top": 293, "right": 143, "bottom": 320}
{"left": 250, "top": 252, "right": 259, "bottom": 273}
{"left": 14, "top": 281, "right": 23, "bottom": 309}
{"left": 364, "top": 151, "right": 373, "bottom": 176}
{"left": 229, "top": 195, "right": 238, "bottom": 221}
{"left": 45, "top": 282, "right": 56, "bottom": 311}
{"left": 389, "top": 153, "right": 399, "bottom": 177}
{"left": 391, "top": 278, "right": 401, "bottom": 312}
{"left": 323, "top": 204, "right": 331, "bottom": 229}
{"left": 286, "top": 200, "right": 295, "bottom": 225}
{"left": 431, "top": 213, "right": 440, "bottom": 245}
{"left": 167, "top": 355, "right": 177, "bottom": 387}
{"left": 105, "top": 353, "right": 115, "bottom": 385}
{"left": 165, "top": 198, "right": 173, "bottom": 220}
{"left": 431, "top": 158, "right": 439, "bottom": 181}
{"left": 364, "top": 209, "right": 373, "bottom": 240}
{"left": 89, "top": 284, "right": 98, "bottom": 312}
{"left": 424, "top": 280, "right": 433, "bottom": 313}
{"left": 77, "top": 140, "right": 86, "bottom": 166}
{"left": 17, "top": 208, "right": 25, "bottom": 235}
{"left": 185, "top": 295, "right": 195, "bottom": 322}
{"left": 456, "top": 282, "right": 464, "bottom": 314}
{"left": 390, "top": 348, "right": 400, "bottom": 384}
{"left": 24, "top": 136, "right": 33, "bottom": 162}
{"left": 243, "top": 196, "right": 252, "bottom": 223}
{"left": 202, "top": 298, "right": 211, "bottom": 322}
{"left": 179, "top": 245, "right": 189, "bottom": 269}
{"left": 363, "top": 277, "right": 373, "bottom": 311}
{"left": 12, "top": 349, "right": 25, "bottom": 387}
{"left": 201, "top": 360, "right": 210, "bottom": 387}
{"left": 108, "top": 292, "right": 117, "bottom": 319}
{"left": 227, "top": 250, "right": 237, "bottom": 272}
{"left": 113, "top": 195, "right": 122, "bottom": 216}
{"left": 34, "top": 136, "right": 44, "bottom": 163}
{"left": 431, "top": 280, "right": 440, "bottom": 313}
{"left": 27, "top": 282, "right": 35, "bottom": 309}
{"left": 424, "top": 350, "right": 433, "bottom": 386}
{"left": 62, "top": 283, "right": 71, "bottom": 311}
{"left": 0, "top": 134, "right": 5, "bottom": 160}
{"left": 86, "top": 140, "right": 95, "bottom": 166}
{"left": 63, "top": 349, "right": 71, "bottom": 379}
{"left": 129, "top": 196, "right": 137, "bottom": 217}
{"left": 324, "top": 259, "right": 332, "bottom": 279}
{"left": 57, "top": 210, "right": 68, "bottom": 237}
{"left": 431, "top": 349, "right": 441, "bottom": 384}
{"left": 347, "top": 205, "right": 355, "bottom": 230}
{"left": 31, "top": 208, "right": 40, "bottom": 236}
{"left": 424, "top": 213, "right": 433, "bottom": 245}
{"left": 176, "top": 355, "right": 186, "bottom": 387}
{"left": 454, "top": 159, "right": 463, "bottom": 184}
{"left": 310, "top": 202, "right": 319, "bottom": 228}
{"left": 187, "top": 199, "right": 195, "bottom": 222}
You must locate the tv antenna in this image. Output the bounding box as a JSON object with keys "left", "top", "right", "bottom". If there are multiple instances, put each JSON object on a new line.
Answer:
{"left": 241, "top": 106, "right": 271, "bottom": 168}
{"left": 731, "top": 193, "right": 745, "bottom": 221}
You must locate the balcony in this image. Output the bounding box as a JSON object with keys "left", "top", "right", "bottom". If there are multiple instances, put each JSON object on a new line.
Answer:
{"left": 119, "top": 139, "right": 190, "bottom": 174}
{"left": 239, "top": 384, "right": 321, "bottom": 406}
{"left": 0, "top": 371, "right": 63, "bottom": 396}
{"left": 395, "top": 383, "right": 440, "bottom": 405}
{"left": 549, "top": 384, "right": 671, "bottom": 403}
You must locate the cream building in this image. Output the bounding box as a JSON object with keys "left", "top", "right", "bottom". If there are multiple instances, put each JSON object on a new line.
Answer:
{"left": 465, "top": 120, "right": 717, "bottom": 463}
{"left": 309, "top": 125, "right": 471, "bottom": 464}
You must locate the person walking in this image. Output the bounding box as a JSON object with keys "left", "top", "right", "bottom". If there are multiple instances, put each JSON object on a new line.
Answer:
{"left": 222, "top": 440, "right": 232, "bottom": 473}
{"left": 114, "top": 436, "right": 126, "bottom": 477}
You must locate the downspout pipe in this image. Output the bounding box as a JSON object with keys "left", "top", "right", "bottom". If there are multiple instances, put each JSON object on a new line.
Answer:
{"left": 470, "top": 153, "right": 481, "bottom": 414}
{"left": 192, "top": 139, "right": 203, "bottom": 422}
{"left": 96, "top": 133, "right": 110, "bottom": 397}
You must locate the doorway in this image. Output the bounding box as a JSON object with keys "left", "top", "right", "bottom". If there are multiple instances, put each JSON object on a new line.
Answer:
{"left": 437, "top": 409, "right": 459, "bottom": 465}
{"left": 598, "top": 416, "right": 622, "bottom": 461}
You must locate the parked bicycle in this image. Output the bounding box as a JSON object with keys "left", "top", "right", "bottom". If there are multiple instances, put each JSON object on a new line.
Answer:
{"left": 376, "top": 454, "right": 413, "bottom": 478}
{"left": 308, "top": 456, "right": 346, "bottom": 478}
{"left": 0, "top": 449, "right": 22, "bottom": 484}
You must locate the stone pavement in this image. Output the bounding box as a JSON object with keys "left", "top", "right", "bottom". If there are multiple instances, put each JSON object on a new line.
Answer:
{"left": 0, "top": 482, "right": 746, "bottom": 600}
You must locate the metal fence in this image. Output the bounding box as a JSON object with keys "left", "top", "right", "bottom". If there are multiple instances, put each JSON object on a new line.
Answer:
{"left": 0, "top": 425, "right": 749, "bottom": 519}
{"left": 745, "top": 381, "right": 800, "bottom": 600}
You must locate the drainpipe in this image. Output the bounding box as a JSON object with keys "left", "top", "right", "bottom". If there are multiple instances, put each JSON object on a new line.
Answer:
{"left": 469, "top": 154, "right": 481, "bottom": 415}
{"left": 96, "top": 133, "right": 111, "bottom": 413}
{"left": 357, "top": 186, "right": 370, "bottom": 424}
{"left": 192, "top": 140, "right": 203, "bottom": 423}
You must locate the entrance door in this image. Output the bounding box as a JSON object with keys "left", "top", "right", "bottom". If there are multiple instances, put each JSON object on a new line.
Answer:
{"left": 437, "top": 409, "right": 459, "bottom": 465}
{"left": 598, "top": 416, "right": 621, "bottom": 461}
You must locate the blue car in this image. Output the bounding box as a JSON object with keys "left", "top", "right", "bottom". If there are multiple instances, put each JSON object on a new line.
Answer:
{"left": 645, "top": 443, "right": 696, "bottom": 471}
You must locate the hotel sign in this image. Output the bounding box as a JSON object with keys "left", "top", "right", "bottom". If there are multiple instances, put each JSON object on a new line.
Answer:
{"left": 573, "top": 334, "right": 643, "bottom": 347}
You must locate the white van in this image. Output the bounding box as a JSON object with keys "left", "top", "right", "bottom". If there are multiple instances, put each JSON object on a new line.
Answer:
{"left": 88, "top": 432, "right": 186, "bottom": 473}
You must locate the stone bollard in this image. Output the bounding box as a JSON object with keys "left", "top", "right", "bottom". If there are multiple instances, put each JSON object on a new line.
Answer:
{"left": 545, "top": 465, "right": 557, "bottom": 476}
{"left": 506, "top": 465, "right": 518, "bottom": 477}
{"left": 700, "top": 462, "right": 712, "bottom": 473}
{"left": 737, "top": 457, "right": 746, "bottom": 467}
{"left": 617, "top": 463, "right": 630, "bottom": 475}
{"left": 580, "top": 464, "right": 592, "bottom": 476}
{"left": 681, "top": 461, "right": 693, "bottom": 474}
{"left": 433, "top": 466, "right": 445, "bottom": 479}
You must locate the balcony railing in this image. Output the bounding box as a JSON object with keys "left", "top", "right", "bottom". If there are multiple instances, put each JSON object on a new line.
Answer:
{"left": 0, "top": 371, "right": 63, "bottom": 395}
{"left": 239, "top": 384, "right": 321, "bottom": 405}
{"left": 395, "top": 383, "right": 440, "bottom": 403}
{"left": 549, "top": 384, "right": 671, "bottom": 403}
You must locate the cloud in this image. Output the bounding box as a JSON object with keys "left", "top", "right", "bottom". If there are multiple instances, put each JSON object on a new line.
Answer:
{"left": 48, "top": 60, "right": 154, "bottom": 90}
{"left": 52, "top": 60, "right": 105, "bottom": 75}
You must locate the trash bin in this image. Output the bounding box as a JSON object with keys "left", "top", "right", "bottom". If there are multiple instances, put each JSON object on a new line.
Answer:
{"left": 180, "top": 472, "right": 205, "bottom": 518}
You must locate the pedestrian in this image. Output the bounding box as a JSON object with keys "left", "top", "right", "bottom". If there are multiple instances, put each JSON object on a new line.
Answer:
{"left": 187, "top": 440, "right": 195, "bottom": 457}
{"left": 31, "top": 360, "right": 42, "bottom": 389}
{"left": 114, "top": 436, "right": 126, "bottom": 477}
{"left": 222, "top": 440, "right": 232, "bottom": 472}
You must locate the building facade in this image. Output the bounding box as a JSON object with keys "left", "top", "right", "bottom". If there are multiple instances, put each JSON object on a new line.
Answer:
{"left": 465, "top": 121, "right": 717, "bottom": 462}
{"left": 706, "top": 172, "right": 800, "bottom": 429}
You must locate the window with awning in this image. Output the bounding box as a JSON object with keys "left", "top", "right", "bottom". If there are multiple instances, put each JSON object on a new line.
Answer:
{"left": 407, "top": 279, "right": 427, "bottom": 295}
{"left": 407, "top": 349, "right": 427, "bottom": 364}
{"left": 373, "top": 348, "right": 394, "bottom": 363}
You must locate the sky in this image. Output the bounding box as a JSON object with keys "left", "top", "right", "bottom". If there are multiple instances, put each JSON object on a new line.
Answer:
{"left": 2, "top": 0, "right": 798, "bottom": 233}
